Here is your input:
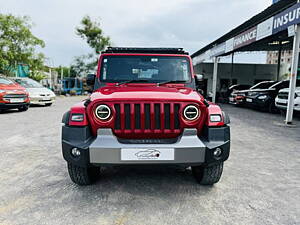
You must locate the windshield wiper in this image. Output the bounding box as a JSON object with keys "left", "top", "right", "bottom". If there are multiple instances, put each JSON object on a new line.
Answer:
{"left": 158, "top": 80, "right": 187, "bottom": 86}
{"left": 115, "top": 79, "right": 149, "bottom": 86}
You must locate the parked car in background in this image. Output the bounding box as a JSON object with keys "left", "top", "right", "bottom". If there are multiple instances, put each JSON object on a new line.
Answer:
{"left": 227, "top": 84, "right": 252, "bottom": 103}
{"left": 0, "top": 76, "right": 30, "bottom": 112}
{"left": 229, "top": 81, "right": 276, "bottom": 105}
{"left": 12, "top": 77, "right": 56, "bottom": 106}
{"left": 275, "top": 87, "right": 300, "bottom": 112}
{"left": 245, "top": 80, "right": 300, "bottom": 113}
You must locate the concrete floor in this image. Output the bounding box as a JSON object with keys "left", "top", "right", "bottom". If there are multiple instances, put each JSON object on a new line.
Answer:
{"left": 0, "top": 96, "right": 299, "bottom": 225}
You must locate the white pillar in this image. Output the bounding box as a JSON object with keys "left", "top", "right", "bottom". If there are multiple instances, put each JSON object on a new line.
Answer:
{"left": 212, "top": 57, "right": 219, "bottom": 103}
{"left": 285, "top": 24, "right": 300, "bottom": 124}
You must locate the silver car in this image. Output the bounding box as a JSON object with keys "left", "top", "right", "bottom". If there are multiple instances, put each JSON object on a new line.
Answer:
{"left": 11, "top": 77, "right": 56, "bottom": 106}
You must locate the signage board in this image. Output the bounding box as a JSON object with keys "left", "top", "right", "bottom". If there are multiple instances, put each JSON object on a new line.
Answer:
{"left": 233, "top": 26, "right": 257, "bottom": 50}
{"left": 273, "top": 2, "right": 300, "bottom": 34}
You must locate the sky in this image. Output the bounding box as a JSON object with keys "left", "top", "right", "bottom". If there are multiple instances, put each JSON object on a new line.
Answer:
{"left": 0, "top": 0, "right": 272, "bottom": 67}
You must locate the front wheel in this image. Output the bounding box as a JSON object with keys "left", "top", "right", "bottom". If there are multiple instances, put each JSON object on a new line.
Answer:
{"left": 18, "top": 105, "right": 29, "bottom": 112}
{"left": 67, "top": 163, "right": 100, "bottom": 185}
{"left": 192, "top": 162, "right": 223, "bottom": 185}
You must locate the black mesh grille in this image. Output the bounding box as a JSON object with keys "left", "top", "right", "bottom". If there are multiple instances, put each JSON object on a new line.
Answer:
{"left": 114, "top": 103, "right": 181, "bottom": 131}
{"left": 154, "top": 104, "right": 161, "bottom": 129}
{"left": 144, "top": 104, "right": 151, "bottom": 129}
{"left": 124, "top": 104, "right": 131, "bottom": 130}
{"left": 114, "top": 104, "right": 121, "bottom": 129}
{"left": 134, "top": 104, "right": 141, "bottom": 129}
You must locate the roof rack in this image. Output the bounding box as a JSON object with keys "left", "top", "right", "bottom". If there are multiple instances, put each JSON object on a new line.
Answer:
{"left": 102, "top": 47, "right": 189, "bottom": 55}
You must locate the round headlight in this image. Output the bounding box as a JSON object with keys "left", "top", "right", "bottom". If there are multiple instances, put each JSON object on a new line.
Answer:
{"left": 183, "top": 105, "right": 199, "bottom": 121}
{"left": 95, "top": 104, "right": 111, "bottom": 120}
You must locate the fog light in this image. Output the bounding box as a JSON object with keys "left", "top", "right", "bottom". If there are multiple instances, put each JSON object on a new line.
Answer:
{"left": 71, "top": 148, "right": 81, "bottom": 157}
{"left": 213, "top": 148, "right": 222, "bottom": 158}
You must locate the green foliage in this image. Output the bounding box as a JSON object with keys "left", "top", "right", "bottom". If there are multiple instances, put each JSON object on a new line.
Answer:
{"left": 29, "top": 72, "right": 46, "bottom": 82}
{"left": 71, "top": 16, "right": 111, "bottom": 76}
{"left": 55, "top": 66, "right": 71, "bottom": 78}
{"left": 76, "top": 15, "right": 110, "bottom": 54}
{"left": 0, "top": 14, "right": 45, "bottom": 76}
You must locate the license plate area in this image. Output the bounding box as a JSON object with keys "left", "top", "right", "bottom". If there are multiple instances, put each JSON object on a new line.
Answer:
{"left": 9, "top": 98, "right": 24, "bottom": 103}
{"left": 121, "top": 148, "right": 174, "bottom": 161}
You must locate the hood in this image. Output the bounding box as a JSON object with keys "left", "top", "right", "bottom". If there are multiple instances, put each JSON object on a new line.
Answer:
{"left": 0, "top": 83, "right": 25, "bottom": 91}
{"left": 90, "top": 85, "right": 203, "bottom": 102}
{"left": 279, "top": 87, "right": 300, "bottom": 93}
{"left": 26, "top": 88, "right": 55, "bottom": 96}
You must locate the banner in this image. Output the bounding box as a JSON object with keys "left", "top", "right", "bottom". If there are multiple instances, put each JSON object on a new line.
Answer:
{"left": 273, "top": 2, "right": 300, "bottom": 34}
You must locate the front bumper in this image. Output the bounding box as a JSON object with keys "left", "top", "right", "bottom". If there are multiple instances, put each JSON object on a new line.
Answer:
{"left": 29, "top": 97, "right": 55, "bottom": 105}
{"left": 62, "top": 126, "right": 230, "bottom": 167}
{"left": 275, "top": 97, "right": 300, "bottom": 112}
{"left": 0, "top": 102, "right": 29, "bottom": 110}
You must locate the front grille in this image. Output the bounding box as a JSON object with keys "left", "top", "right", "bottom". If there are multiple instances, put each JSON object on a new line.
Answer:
{"left": 114, "top": 103, "right": 181, "bottom": 134}
{"left": 278, "top": 92, "right": 289, "bottom": 99}
{"left": 278, "top": 92, "right": 297, "bottom": 99}
{"left": 4, "top": 94, "right": 27, "bottom": 98}
{"left": 277, "top": 102, "right": 287, "bottom": 106}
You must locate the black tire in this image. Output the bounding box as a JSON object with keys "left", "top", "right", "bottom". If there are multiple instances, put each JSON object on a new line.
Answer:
{"left": 45, "top": 103, "right": 52, "bottom": 107}
{"left": 67, "top": 163, "right": 100, "bottom": 185}
{"left": 192, "top": 162, "right": 223, "bottom": 185}
{"left": 18, "top": 105, "right": 29, "bottom": 112}
{"left": 268, "top": 101, "right": 278, "bottom": 113}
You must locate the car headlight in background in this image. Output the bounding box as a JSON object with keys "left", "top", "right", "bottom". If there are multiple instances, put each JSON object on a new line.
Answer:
{"left": 95, "top": 104, "right": 111, "bottom": 120}
{"left": 210, "top": 114, "right": 222, "bottom": 122}
{"left": 258, "top": 95, "right": 268, "bottom": 100}
{"left": 71, "top": 114, "right": 84, "bottom": 122}
{"left": 0, "top": 90, "right": 6, "bottom": 93}
{"left": 183, "top": 105, "right": 199, "bottom": 121}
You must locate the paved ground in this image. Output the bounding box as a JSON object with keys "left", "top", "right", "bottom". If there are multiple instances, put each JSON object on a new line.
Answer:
{"left": 0, "top": 96, "right": 299, "bottom": 225}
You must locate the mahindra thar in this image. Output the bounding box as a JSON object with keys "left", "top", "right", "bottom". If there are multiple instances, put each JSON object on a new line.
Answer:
{"left": 62, "top": 47, "right": 230, "bottom": 185}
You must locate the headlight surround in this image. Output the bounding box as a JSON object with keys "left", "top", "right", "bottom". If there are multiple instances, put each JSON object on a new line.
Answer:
{"left": 71, "top": 113, "right": 84, "bottom": 122}
{"left": 257, "top": 95, "right": 268, "bottom": 100}
{"left": 183, "top": 105, "right": 200, "bottom": 121}
{"left": 95, "top": 104, "right": 111, "bottom": 121}
{"left": 210, "top": 114, "right": 222, "bottom": 122}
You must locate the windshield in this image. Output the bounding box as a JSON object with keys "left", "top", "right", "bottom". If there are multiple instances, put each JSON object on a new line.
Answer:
{"left": 251, "top": 81, "right": 276, "bottom": 90}
{"left": 0, "top": 77, "right": 15, "bottom": 85}
{"left": 100, "top": 55, "right": 191, "bottom": 83}
{"left": 14, "top": 78, "right": 44, "bottom": 88}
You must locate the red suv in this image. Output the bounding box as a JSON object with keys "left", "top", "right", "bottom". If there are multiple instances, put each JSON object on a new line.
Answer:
{"left": 0, "top": 76, "right": 30, "bottom": 112}
{"left": 62, "top": 48, "right": 231, "bottom": 186}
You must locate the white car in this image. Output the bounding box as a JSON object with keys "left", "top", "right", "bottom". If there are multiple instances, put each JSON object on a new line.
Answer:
{"left": 12, "top": 77, "right": 56, "bottom": 106}
{"left": 275, "top": 87, "right": 300, "bottom": 111}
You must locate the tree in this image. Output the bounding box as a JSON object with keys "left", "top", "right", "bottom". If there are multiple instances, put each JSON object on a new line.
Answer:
{"left": 71, "top": 16, "right": 111, "bottom": 76}
{"left": 0, "top": 14, "right": 45, "bottom": 76}
{"left": 76, "top": 16, "right": 111, "bottom": 54}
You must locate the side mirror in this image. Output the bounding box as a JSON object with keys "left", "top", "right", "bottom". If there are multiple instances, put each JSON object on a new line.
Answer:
{"left": 195, "top": 74, "right": 204, "bottom": 81}
{"left": 86, "top": 74, "right": 96, "bottom": 87}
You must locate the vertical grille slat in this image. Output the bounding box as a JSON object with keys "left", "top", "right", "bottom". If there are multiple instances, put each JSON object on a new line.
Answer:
{"left": 174, "top": 104, "right": 180, "bottom": 129}
{"left": 145, "top": 104, "right": 151, "bottom": 129}
{"left": 160, "top": 103, "right": 165, "bottom": 130}
{"left": 154, "top": 104, "right": 161, "bottom": 129}
{"left": 124, "top": 104, "right": 131, "bottom": 130}
{"left": 134, "top": 104, "right": 141, "bottom": 129}
{"left": 164, "top": 104, "right": 170, "bottom": 129}
{"left": 113, "top": 102, "right": 181, "bottom": 133}
{"left": 114, "top": 104, "right": 121, "bottom": 130}
{"left": 170, "top": 103, "right": 175, "bottom": 130}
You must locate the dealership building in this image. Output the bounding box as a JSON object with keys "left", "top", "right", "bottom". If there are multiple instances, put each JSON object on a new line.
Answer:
{"left": 192, "top": 0, "right": 300, "bottom": 124}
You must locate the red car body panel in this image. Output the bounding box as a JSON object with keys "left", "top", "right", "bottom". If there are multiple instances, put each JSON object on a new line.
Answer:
{"left": 68, "top": 53, "right": 225, "bottom": 138}
{"left": 0, "top": 81, "right": 29, "bottom": 104}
